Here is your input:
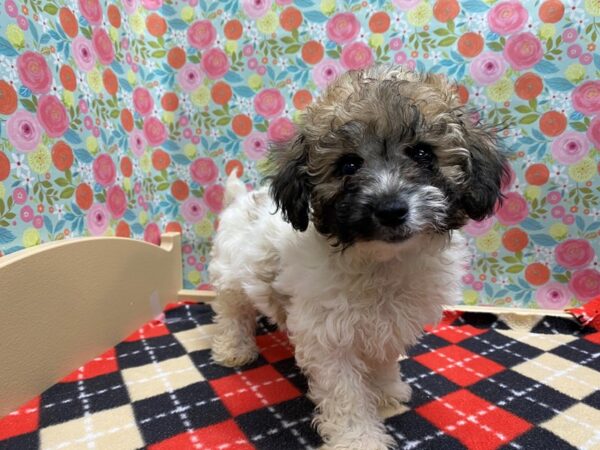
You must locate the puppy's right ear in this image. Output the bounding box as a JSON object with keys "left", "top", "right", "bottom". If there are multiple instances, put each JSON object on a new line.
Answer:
{"left": 268, "top": 135, "right": 311, "bottom": 231}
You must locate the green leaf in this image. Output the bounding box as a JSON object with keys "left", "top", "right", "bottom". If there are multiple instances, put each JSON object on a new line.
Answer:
{"left": 21, "top": 99, "right": 37, "bottom": 113}
{"left": 157, "top": 182, "right": 170, "bottom": 191}
{"left": 285, "top": 44, "right": 301, "bottom": 54}
{"left": 507, "top": 264, "right": 524, "bottom": 273}
{"left": 43, "top": 4, "right": 58, "bottom": 14}
{"left": 571, "top": 121, "right": 587, "bottom": 132}
{"left": 487, "top": 42, "right": 503, "bottom": 52}
{"left": 216, "top": 117, "right": 230, "bottom": 126}
{"left": 519, "top": 114, "right": 539, "bottom": 125}
{"left": 515, "top": 105, "right": 531, "bottom": 114}
{"left": 55, "top": 178, "right": 69, "bottom": 187}
{"left": 60, "top": 187, "right": 74, "bottom": 199}
{"left": 151, "top": 50, "right": 166, "bottom": 58}
{"left": 433, "top": 28, "right": 449, "bottom": 36}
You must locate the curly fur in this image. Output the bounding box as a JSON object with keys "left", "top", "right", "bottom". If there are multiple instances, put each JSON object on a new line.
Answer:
{"left": 209, "top": 65, "right": 507, "bottom": 450}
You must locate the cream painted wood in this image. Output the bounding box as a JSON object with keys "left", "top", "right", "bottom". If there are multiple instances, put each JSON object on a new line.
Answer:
{"left": 0, "top": 233, "right": 183, "bottom": 417}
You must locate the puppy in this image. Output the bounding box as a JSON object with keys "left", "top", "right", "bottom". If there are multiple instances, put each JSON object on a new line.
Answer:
{"left": 209, "top": 65, "right": 507, "bottom": 450}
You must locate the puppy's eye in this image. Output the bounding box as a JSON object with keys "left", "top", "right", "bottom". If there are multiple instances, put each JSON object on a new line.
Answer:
{"left": 337, "top": 155, "right": 364, "bottom": 176}
{"left": 407, "top": 144, "right": 435, "bottom": 167}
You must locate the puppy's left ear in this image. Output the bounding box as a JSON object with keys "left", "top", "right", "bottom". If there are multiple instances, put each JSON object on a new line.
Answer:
{"left": 268, "top": 135, "right": 312, "bottom": 231}
{"left": 460, "top": 124, "right": 510, "bottom": 221}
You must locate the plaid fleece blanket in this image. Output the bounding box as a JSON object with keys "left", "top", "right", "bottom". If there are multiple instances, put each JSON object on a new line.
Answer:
{"left": 1, "top": 302, "right": 598, "bottom": 450}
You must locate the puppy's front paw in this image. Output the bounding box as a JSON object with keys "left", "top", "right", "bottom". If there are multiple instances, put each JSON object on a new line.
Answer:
{"left": 320, "top": 429, "right": 395, "bottom": 450}
{"left": 378, "top": 379, "right": 412, "bottom": 407}
{"left": 211, "top": 335, "right": 258, "bottom": 367}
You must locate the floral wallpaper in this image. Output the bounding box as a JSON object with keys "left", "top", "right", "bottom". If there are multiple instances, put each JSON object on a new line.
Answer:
{"left": 0, "top": 0, "right": 599, "bottom": 308}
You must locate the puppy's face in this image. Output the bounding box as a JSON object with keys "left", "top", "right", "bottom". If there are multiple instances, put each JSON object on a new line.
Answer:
{"left": 269, "top": 66, "right": 508, "bottom": 247}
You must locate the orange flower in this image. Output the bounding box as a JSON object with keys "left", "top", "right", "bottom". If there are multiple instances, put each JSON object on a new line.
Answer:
{"left": 107, "top": 4, "right": 121, "bottom": 28}
{"left": 514, "top": 72, "right": 543, "bottom": 100}
{"left": 293, "top": 89, "right": 313, "bottom": 110}
{"left": 115, "top": 221, "right": 130, "bottom": 238}
{"left": 211, "top": 82, "right": 232, "bottom": 106}
{"left": 152, "top": 149, "right": 171, "bottom": 171}
{"left": 120, "top": 109, "right": 134, "bottom": 132}
{"left": 525, "top": 163, "right": 549, "bottom": 185}
{"left": 161, "top": 92, "right": 179, "bottom": 111}
{"left": 538, "top": 0, "right": 564, "bottom": 23}
{"left": 167, "top": 47, "right": 186, "bottom": 69}
{"left": 146, "top": 13, "right": 167, "bottom": 37}
{"left": 457, "top": 32, "right": 483, "bottom": 58}
{"left": 224, "top": 19, "right": 243, "bottom": 40}
{"left": 59, "top": 65, "right": 77, "bottom": 91}
{"left": 225, "top": 160, "right": 244, "bottom": 177}
{"left": 502, "top": 228, "right": 529, "bottom": 252}
{"left": 102, "top": 68, "right": 118, "bottom": 96}
{"left": 280, "top": 7, "right": 303, "bottom": 32}
{"left": 0, "top": 152, "right": 10, "bottom": 181}
{"left": 0, "top": 80, "right": 17, "bottom": 115}
{"left": 75, "top": 183, "right": 94, "bottom": 210}
{"left": 51, "top": 141, "right": 74, "bottom": 171}
{"left": 456, "top": 84, "right": 469, "bottom": 104}
{"left": 433, "top": 0, "right": 460, "bottom": 23}
{"left": 539, "top": 111, "right": 567, "bottom": 137}
{"left": 368, "top": 11, "right": 390, "bottom": 33}
{"left": 525, "top": 263, "right": 550, "bottom": 286}
{"left": 231, "top": 114, "right": 253, "bottom": 137}
{"left": 301, "top": 40, "right": 324, "bottom": 65}
{"left": 165, "top": 222, "right": 182, "bottom": 234}
{"left": 171, "top": 180, "right": 189, "bottom": 201}
{"left": 59, "top": 7, "right": 78, "bottom": 38}
{"left": 120, "top": 157, "right": 132, "bottom": 177}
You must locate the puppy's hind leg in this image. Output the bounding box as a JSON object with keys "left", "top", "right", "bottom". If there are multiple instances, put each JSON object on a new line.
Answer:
{"left": 211, "top": 290, "right": 258, "bottom": 367}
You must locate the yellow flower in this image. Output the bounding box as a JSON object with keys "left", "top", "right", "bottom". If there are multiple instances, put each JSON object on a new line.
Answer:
{"left": 369, "top": 33, "right": 384, "bottom": 48}
{"left": 87, "top": 68, "right": 103, "bottom": 93}
{"left": 123, "top": 177, "right": 131, "bottom": 191}
{"left": 162, "top": 111, "right": 175, "bottom": 124}
{"left": 224, "top": 40, "right": 237, "bottom": 55}
{"left": 194, "top": 218, "right": 213, "bottom": 238}
{"left": 140, "top": 152, "right": 152, "bottom": 172}
{"left": 23, "top": 228, "right": 40, "bottom": 248}
{"left": 256, "top": 158, "right": 273, "bottom": 175}
{"left": 86, "top": 136, "right": 99, "bottom": 154}
{"left": 191, "top": 85, "right": 210, "bottom": 107}
{"left": 524, "top": 185, "right": 541, "bottom": 201}
{"left": 129, "top": 12, "right": 145, "bottom": 34}
{"left": 6, "top": 24, "right": 25, "bottom": 49}
{"left": 568, "top": 157, "right": 595, "bottom": 182}
{"left": 180, "top": 6, "right": 195, "bottom": 22}
{"left": 139, "top": 210, "right": 148, "bottom": 225}
{"left": 407, "top": 2, "right": 432, "bottom": 27}
{"left": 463, "top": 289, "right": 478, "bottom": 305}
{"left": 476, "top": 230, "right": 501, "bottom": 253}
{"left": 127, "top": 70, "right": 137, "bottom": 86}
{"left": 248, "top": 73, "right": 263, "bottom": 91}
{"left": 257, "top": 11, "right": 278, "bottom": 34}
{"left": 184, "top": 143, "right": 197, "bottom": 159}
{"left": 564, "top": 63, "right": 585, "bottom": 84}
{"left": 486, "top": 78, "right": 513, "bottom": 103}
{"left": 584, "top": 0, "right": 600, "bottom": 16}
{"left": 292, "top": 110, "right": 304, "bottom": 124}
{"left": 0, "top": 182, "right": 5, "bottom": 200}
{"left": 539, "top": 23, "right": 555, "bottom": 40}
{"left": 109, "top": 26, "right": 119, "bottom": 43}
{"left": 188, "top": 270, "right": 202, "bottom": 285}
{"left": 27, "top": 145, "right": 51, "bottom": 174}
{"left": 62, "top": 90, "right": 74, "bottom": 108}
{"left": 549, "top": 222, "right": 568, "bottom": 241}
{"left": 320, "top": 0, "right": 336, "bottom": 15}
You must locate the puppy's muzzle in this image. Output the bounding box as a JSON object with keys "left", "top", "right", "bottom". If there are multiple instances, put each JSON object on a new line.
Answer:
{"left": 374, "top": 198, "right": 409, "bottom": 228}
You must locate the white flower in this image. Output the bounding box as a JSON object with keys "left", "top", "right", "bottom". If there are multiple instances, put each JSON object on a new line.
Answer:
{"left": 11, "top": 154, "right": 30, "bottom": 177}
{"left": 53, "top": 204, "right": 65, "bottom": 220}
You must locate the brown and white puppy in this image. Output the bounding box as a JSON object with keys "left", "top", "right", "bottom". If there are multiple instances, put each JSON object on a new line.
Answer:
{"left": 209, "top": 65, "right": 508, "bottom": 450}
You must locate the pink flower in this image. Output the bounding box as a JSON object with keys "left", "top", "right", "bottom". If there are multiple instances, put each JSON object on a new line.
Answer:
{"left": 143, "top": 117, "right": 167, "bottom": 147}
{"left": 243, "top": 44, "right": 254, "bottom": 56}
{"left": 140, "top": 0, "right": 162, "bottom": 9}
{"left": 503, "top": 32, "right": 543, "bottom": 70}
{"left": 181, "top": 198, "right": 207, "bottom": 223}
{"left": 392, "top": 0, "right": 420, "bottom": 10}
{"left": 129, "top": 129, "right": 146, "bottom": 157}
{"left": 487, "top": 0, "right": 528, "bottom": 35}
{"left": 33, "top": 215, "right": 43, "bottom": 229}
{"left": 92, "top": 28, "right": 114, "bottom": 65}
{"left": 72, "top": 36, "right": 96, "bottom": 72}
{"left": 567, "top": 44, "right": 582, "bottom": 58}
{"left": 551, "top": 131, "right": 590, "bottom": 165}
{"left": 587, "top": 116, "right": 600, "bottom": 148}
{"left": 177, "top": 63, "right": 204, "bottom": 92}
{"left": 326, "top": 13, "right": 360, "bottom": 44}
{"left": 78, "top": 0, "right": 102, "bottom": 25}
{"left": 133, "top": 87, "right": 154, "bottom": 116}
{"left": 555, "top": 239, "right": 595, "bottom": 270}
{"left": 254, "top": 88, "right": 285, "bottom": 119}
{"left": 267, "top": 117, "right": 296, "bottom": 143}
{"left": 243, "top": 132, "right": 269, "bottom": 160}
{"left": 122, "top": 0, "right": 136, "bottom": 14}
{"left": 87, "top": 203, "right": 109, "bottom": 236}
{"left": 390, "top": 38, "right": 403, "bottom": 50}
{"left": 5, "top": 0, "right": 18, "bottom": 17}
{"left": 340, "top": 42, "right": 374, "bottom": 70}
{"left": 20, "top": 206, "right": 33, "bottom": 222}
{"left": 93, "top": 154, "right": 116, "bottom": 187}
{"left": 495, "top": 191, "right": 528, "bottom": 225}
{"left": 6, "top": 110, "right": 42, "bottom": 152}
{"left": 16, "top": 51, "right": 52, "bottom": 94}
{"left": 187, "top": 20, "right": 216, "bottom": 50}
{"left": 462, "top": 216, "right": 496, "bottom": 236}
{"left": 569, "top": 269, "right": 600, "bottom": 302}
{"left": 395, "top": 52, "right": 408, "bottom": 64}
{"left": 37, "top": 95, "right": 69, "bottom": 138}
{"left": 562, "top": 28, "right": 577, "bottom": 43}
{"left": 469, "top": 52, "right": 506, "bottom": 85}
{"left": 242, "top": 0, "right": 272, "bottom": 19}
{"left": 190, "top": 157, "right": 218, "bottom": 186}
{"left": 572, "top": 81, "right": 600, "bottom": 115}
{"left": 201, "top": 48, "right": 230, "bottom": 79}
{"left": 535, "top": 282, "right": 572, "bottom": 309}
{"left": 312, "top": 59, "right": 343, "bottom": 89}
{"left": 551, "top": 205, "right": 565, "bottom": 218}
{"left": 204, "top": 184, "right": 225, "bottom": 213}
{"left": 144, "top": 223, "right": 161, "bottom": 245}
{"left": 107, "top": 185, "right": 127, "bottom": 218}
{"left": 13, "top": 188, "right": 27, "bottom": 204}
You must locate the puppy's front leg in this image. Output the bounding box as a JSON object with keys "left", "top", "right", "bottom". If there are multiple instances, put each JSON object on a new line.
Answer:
{"left": 294, "top": 335, "right": 395, "bottom": 449}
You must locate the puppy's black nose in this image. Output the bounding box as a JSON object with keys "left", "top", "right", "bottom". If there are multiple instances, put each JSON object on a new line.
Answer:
{"left": 375, "top": 199, "right": 409, "bottom": 227}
